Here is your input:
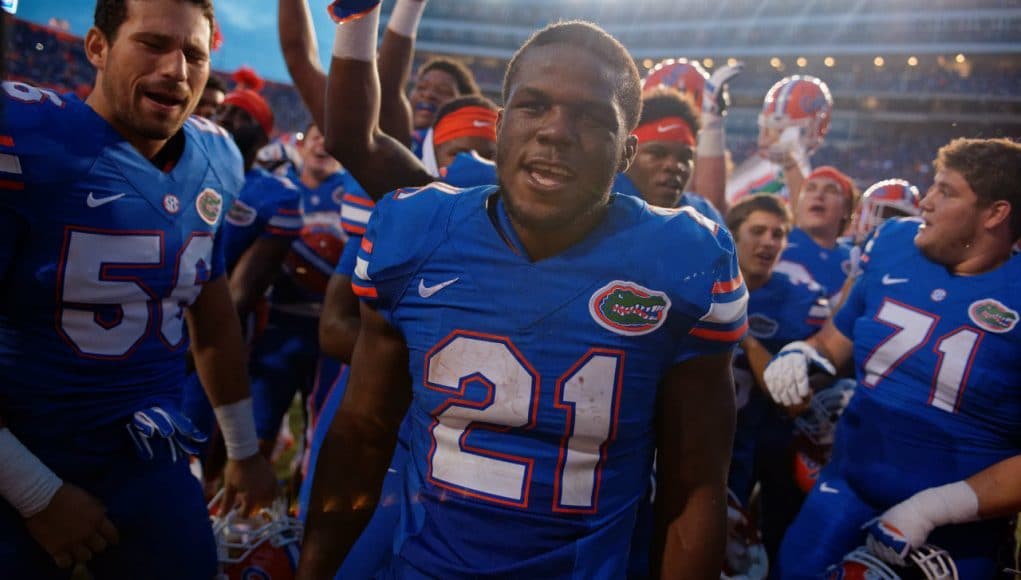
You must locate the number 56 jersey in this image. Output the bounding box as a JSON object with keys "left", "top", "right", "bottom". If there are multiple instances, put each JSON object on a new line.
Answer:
{"left": 354, "top": 184, "right": 747, "bottom": 578}
{"left": 0, "top": 85, "right": 244, "bottom": 443}
{"left": 831, "top": 218, "right": 1021, "bottom": 507}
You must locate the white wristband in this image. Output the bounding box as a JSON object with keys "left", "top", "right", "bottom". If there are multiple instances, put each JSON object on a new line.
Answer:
{"left": 213, "top": 398, "right": 260, "bottom": 460}
{"left": 387, "top": 0, "right": 426, "bottom": 38}
{"left": 697, "top": 115, "right": 725, "bottom": 158}
{"left": 332, "top": 4, "right": 381, "bottom": 61}
{"left": 909, "top": 481, "right": 980, "bottom": 527}
{"left": 0, "top": 428, "right": 63, "bottom": 518}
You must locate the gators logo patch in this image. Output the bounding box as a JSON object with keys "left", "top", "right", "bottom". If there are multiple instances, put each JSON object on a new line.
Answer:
{"left": 748, "top": 314, "right": 779, "bottom": 339}
{"left": 225, "top": 199, "right": 257, "bottom": 227}
{"left": 589, "top": 281, "right": 670, "bottom": 336}
{"left": 968, "top": 298, "right": 1018, "bottom": 334}
{"left": 195, "top": 188, "right": 223, "bottom": 226}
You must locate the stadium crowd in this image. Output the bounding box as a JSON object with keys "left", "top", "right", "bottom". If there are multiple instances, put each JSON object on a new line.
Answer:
{"left": 0, "top": 1, "right": 1018, "bottom": 579}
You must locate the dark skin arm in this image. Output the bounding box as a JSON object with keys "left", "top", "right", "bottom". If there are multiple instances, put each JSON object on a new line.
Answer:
{"left": 654, "top": 351, "right": 736, "bottom": 579}
{"left": 376, "top": 23, "right": 418, "bottom": 147}
{"left": 324, "top": 52, "right": 433, "bottom": 200}
{"left": 277, "top": 0, "right": 327, "bottom": 131}
{"left": 297, "top": 303, "right": 412, "bottom": 579}
{"left": 318, "top": 273, "right": 361, "bottom": 364}
{"left": 228, "top": 236, "right": 292, "bottom": 325}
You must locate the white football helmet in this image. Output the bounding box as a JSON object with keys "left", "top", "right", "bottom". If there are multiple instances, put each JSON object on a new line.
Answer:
{"left": 758, "top": 75, "right": 833, "bottom": 155}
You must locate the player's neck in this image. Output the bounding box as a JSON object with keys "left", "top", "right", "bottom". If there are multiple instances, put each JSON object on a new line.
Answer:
{"left": 949, "top": 238, "right": 1013, "bottom": 276}
{"left": 503, "top": 200, "right": 609, "bottom": 262}
{"left": 799, "top": 225, "right": 840, "bottom": 250}
{"left": 85, "top": 92, "right": 173, "bottom": 162}
{"left": 743, "top": 270, "right": 770, "bottom": 292}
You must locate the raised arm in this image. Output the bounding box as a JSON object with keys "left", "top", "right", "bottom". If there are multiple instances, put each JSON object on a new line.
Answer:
{"left": 654, "top": 351, "right": 736, "bottom": 578}
{"left": 693, "top": 63, "right": 743, "bottom": 215}
{"left": 323, "top": 2, "right": 432, "bottom": 199}
{"left": 278, "top": 0, "right": 328, "bottom": 130}
{"left": 377, "top": 0, "right": 427, "bottom": 146}
{"left": 298, "top": 302, "right": 412, "bottom": 578}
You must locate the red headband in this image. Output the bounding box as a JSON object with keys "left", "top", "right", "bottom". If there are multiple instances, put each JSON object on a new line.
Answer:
{"left": 223, "top": 89, "right": 274, "bottom": 137}
{"left": 432, "top": 106, "right": 498, "bottom": 146}
{"left": 632, "top": 116, "right": 696, "bottom": 147}
{"left": 806, "top": 166, "right": 854, "bottom": 200}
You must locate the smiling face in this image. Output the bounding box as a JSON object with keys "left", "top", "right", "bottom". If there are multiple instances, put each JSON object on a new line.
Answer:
{"left": 625, "top": 139, "right": 694, "bottom": 208}
{"left": 85, "top": 0, "right": 211, "bottom": 156}
{"left": 299, "top": 125, "right": 342, "bottom": 182}
{"left": 410, "top": 68, "right": 460, "bottom": 130}
{"left": 497, "top": 43, "right": 634, "bottom": 233}
{"left": 735, "top": 209, "right": 788, "bottom": 287}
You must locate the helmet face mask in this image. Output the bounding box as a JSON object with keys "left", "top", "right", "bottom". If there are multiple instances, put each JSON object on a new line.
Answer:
{"left": 758, "top": 75, "right": 833, "bottom": 155}
{"left": 211, "top": 494, "right": 303, "bottom": 579}
{"left": 825, "top": 545, "right": 958, "bottom": 580}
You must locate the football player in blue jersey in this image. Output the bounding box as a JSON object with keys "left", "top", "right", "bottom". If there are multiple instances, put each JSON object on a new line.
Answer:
{"left": 774, "top": 166, "right": 857, "bottom": 302}
{"left": 299, "top": 14, "right": 747, "bottom": 578}
{"left": 0, "top": 0, "right": 275, "bottom": 577}
{"left": 723, "top": 194, "right": 830, "bottom": 564}
{"left": 613, "top": 87, "right": 725, "bottom": 225}
{"left": 764, "top": 138, "right": 1021, "bottom": 578}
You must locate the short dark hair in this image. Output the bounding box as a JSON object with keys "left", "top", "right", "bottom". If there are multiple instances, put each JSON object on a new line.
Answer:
{"left": 419, "top": 57, "right": 479, "bottom": 97}
{"left": 503, "top": 21, "right": 642, "bottom": 132}
{"left": 725, "top": 193, "right": 793, "bottom": 237}
{"left": 935, "top": 137, "right": 1021, "bottom": 239}
{"left": 94, "top": 0, "right": 216, "bottom": 45}
{"left": 433, "top": 95, "right": 498, "bottom": 127}
{"left": 205, "top": 74, "right": 227, "bottom": 94}
{"left": 639, "top": 86, "right": 699, "bottom": 135}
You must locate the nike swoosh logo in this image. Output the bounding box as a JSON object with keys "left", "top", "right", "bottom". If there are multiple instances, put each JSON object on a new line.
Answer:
{"left": 881, "top": 274, "right": 909, "bottom": 285}
{"left": 657, "top": 124, "right": 683, "bottom": 133}
{"left": 472, "top": 120, "right": 492, "bottom": 128}
{"left": 86, "top": 192, "right": 126, "bottom": 208}
{"left": 418, "top": 277, "right": 459, "bottom": 298}
{"left": 819, "top": 482, "right": 839, "bottom": 494}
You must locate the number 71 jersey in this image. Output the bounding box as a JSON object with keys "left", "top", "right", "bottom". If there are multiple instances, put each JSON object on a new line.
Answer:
{"left": 833, "top": 218, "right": 1021, "bottom": 503}
{"left": 0, "top": 84, "right": 244, "bottom": 440}
{"left": 355, "top": 184, "right": 747, "bottom": 578}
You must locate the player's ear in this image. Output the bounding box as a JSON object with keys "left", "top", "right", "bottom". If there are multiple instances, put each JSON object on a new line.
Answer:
{"left": 496, "top": 108, "right": 504, "bottom": 135}
{"left": 618, "top": 134, "right": 638, "bottom": 173}
{"left": 84, "top": 27, "right": 109, "bottom": 71}
{"left": 982, "top": 199, "right": 1012, "bottom": 231}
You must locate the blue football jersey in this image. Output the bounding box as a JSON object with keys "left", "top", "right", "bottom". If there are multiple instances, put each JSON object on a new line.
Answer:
{"left": 775, "top": 226, "right": 851, "bottom": 301}
{"left": 352, "top": 184, "right": 747, "bottom": 577}
{"left": 438, "top": 150, "right": 497, "bottom": 188}
{"left": 830, "top": 218, "right": 1021, "bottom": 506}
{"left": 611, "top": 172, "right": 725, "bottom": 226}
{"left": 221, "top": 167, "right": 301, "bottom": 270}
{"left": 0, "top": 84, "right": 244, "bottom": 442}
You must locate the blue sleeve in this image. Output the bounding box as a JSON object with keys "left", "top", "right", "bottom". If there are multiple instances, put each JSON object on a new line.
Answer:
{"left": 667, "top": 208, "right": 748, "bottom": 364}
{"left": 831, "top": 220, "right": 905, "bottom": 339}
{"left": 336, "top": 233, "right": 361, "bottom": 277}
{"left": 681, "top": 192, "right": 725, "bottom": 227}
{"left": 832, "top": 276, "right": 864, "bottom": 339}
{"left": 209, "top": 221, "right": 228, "bottom": 279}
{"left": 261, "top": 176, "right": 302, "bottom": 238}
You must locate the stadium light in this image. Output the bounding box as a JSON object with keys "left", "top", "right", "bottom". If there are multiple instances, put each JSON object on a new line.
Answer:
{"left": 796, "top": 57, "right": 808, "bottom": 67}
{"left": 955, "top": 53, "right": 966, "bottom": 63}
{"left": 703, "top": 57, "right": 714, "bottom": 68}
{"left": 727, "top": 58, "right": 738, "bottom": 67}
{"left": 770, "top": 57, "right": 782, "bottom": 68}
{"left": 874, "top": 56, "right": 885, "bottom": 67}
{"left": 823, "top": 57, "right": 835, "bottom": 67}
{"left": 907, "top": 56, "right": 919, "bottom": 66}
{"left": 642, "top": 58, "right": 653, "bottom": 69}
